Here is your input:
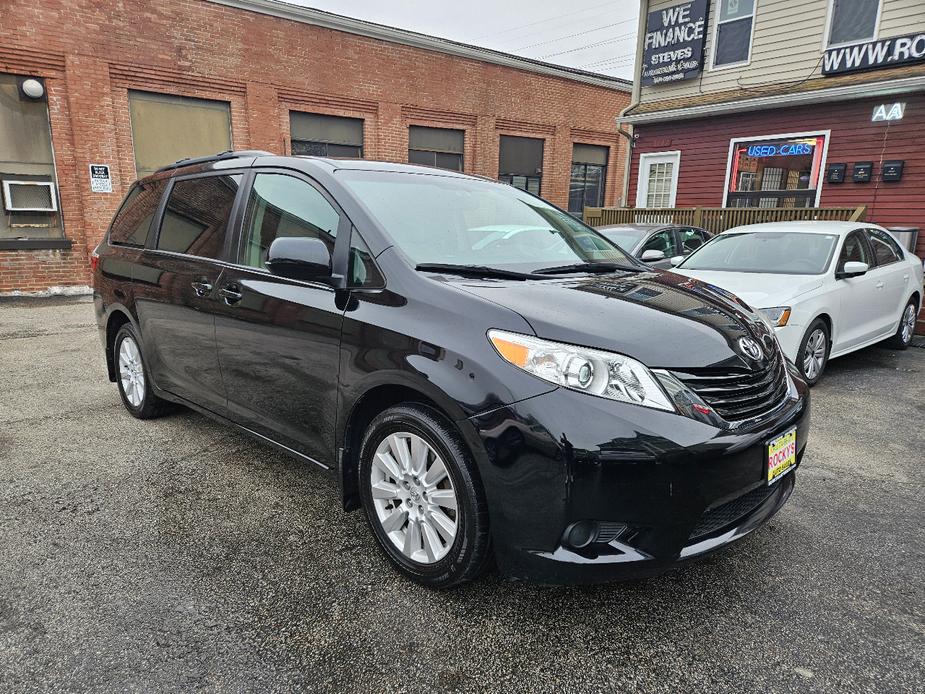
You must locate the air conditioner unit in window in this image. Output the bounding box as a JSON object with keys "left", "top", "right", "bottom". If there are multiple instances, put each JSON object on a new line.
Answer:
{"left": 2, "top": 180, "right": 58, "bottom": 212}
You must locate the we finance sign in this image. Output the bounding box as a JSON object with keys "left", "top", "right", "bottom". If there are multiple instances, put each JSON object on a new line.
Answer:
{"left": 823, "top": 31, "right": 925, "bottom": 76}
{"left": 642, "top": 0, "right": 709, "bottom": 86}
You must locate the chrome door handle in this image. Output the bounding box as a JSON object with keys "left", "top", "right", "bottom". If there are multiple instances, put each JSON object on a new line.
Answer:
{"left": 876, "top": 281, "right": 884, "bottom": 289}
{"left": 191, "top": 280, "right": 213, "bottom": 297}
{"left": 219, "top": 284, "right": 243, "bottom": 304}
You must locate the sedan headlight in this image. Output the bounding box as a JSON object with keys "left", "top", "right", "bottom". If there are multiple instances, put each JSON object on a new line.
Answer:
{"left": 488, "top": 330, "right": 674, "bottom": 411}
{"left": 759, "top": 306, "right": 791, "bottom": 327}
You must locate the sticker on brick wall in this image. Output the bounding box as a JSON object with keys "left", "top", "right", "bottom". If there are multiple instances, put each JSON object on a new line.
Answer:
{"left": 89, "top": 164, "right": 112, "bottom": 193}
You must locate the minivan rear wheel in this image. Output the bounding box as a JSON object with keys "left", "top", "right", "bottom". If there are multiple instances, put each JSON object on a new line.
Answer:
{"left": 114, "top": 324, "right": 172, "bottom": 419}
{"left": 358, "top": 404, "right": 491, "bottom": 588}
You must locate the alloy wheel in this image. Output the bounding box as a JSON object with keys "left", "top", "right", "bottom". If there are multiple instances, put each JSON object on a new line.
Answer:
{"left": 802, "top": 328, "right": 826, "bottom": 381}
{"left": 118, "top": 335, "right": 146, "bottom": 408}
{"left": 369, "top": 432, "right": 459, "bottom": 564}
{"left": 901, "top": 304, "right": 916, "bottom": 344}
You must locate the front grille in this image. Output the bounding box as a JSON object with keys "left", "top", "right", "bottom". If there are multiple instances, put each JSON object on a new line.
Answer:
{"left": 674, "top": 348, "right": 788, "bottom": 422}
{"left": 689, "top": 484, "right": 777, "bottom": 542}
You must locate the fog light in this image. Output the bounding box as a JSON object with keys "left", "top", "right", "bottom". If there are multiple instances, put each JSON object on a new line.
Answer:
{"left": 565, "top": 520, "right": 598, "bottom": 549}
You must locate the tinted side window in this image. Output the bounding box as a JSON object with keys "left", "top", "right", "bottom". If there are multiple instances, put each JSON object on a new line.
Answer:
{"left": 642, "top": 229, "right": 676, "bottom": 256}
{"left": 838, "top": 230, "right": 871, "bottom": 269}
{"left": 348, "top": 232, "right": 384, "bottom": 288}
{"left": 679, "top": 228, "right": 708, "bottom": 254}
{"left": 109, "top": 180, "right": 166, "bottom": 246}
{"left": 866, "top": 229, "right": 902, "bottom": 266}
{"left": 240, "top": 173, "right": 339, "bottom": 270}
{"left": 157, "top": 174, "right": 241, "bottom": 258}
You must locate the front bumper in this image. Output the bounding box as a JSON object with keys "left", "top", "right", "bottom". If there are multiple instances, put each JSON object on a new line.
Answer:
{"left": 467, "top": 371, "right": 810, "bottom": 584}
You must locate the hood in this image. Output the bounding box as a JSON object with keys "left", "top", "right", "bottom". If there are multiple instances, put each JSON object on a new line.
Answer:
{"left": 450, "top": 269, "right": 774, "bottom": 370}
{"left": 673, "top": 270, "right": 823, "bottom": 309}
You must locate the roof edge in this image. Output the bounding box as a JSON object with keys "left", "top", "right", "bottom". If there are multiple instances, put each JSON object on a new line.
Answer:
{"left": 619, "top": 75, "right": 925, "bottom": 124}
{"left": 206, "top": 0, "right": 632, "bottom": 91}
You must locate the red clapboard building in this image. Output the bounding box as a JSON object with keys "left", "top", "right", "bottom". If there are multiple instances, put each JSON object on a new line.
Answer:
{"left": 621, "top": 0, "right": 925, "bottom": 330}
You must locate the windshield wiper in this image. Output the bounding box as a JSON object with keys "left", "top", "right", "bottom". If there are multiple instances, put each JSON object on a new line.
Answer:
{"left": 533, "top": 262, "right": 642, "bottom": 275}
{"left": 415, "top": 263, "right": 537, "bottom": 280}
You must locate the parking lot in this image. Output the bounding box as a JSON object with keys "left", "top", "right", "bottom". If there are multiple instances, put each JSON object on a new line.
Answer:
{"left": 1, "top": 296, "right": 923, "bottom": 693}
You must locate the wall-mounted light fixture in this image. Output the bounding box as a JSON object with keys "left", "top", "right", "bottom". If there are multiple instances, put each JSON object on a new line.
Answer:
{"left": 19, "top": 77, "right": 46, "bottom": 100}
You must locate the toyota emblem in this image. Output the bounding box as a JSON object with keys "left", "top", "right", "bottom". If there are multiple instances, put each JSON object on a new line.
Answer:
{"left": 738, "top": 336, "right": 764, "bottom": 361}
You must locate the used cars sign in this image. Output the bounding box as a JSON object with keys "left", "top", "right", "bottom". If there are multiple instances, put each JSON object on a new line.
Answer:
{"left": 641, "top": 0, "right": 709, "bottom": 86}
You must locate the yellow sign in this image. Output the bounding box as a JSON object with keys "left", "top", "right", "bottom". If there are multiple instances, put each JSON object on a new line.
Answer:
{"left": 767, "top": 429, "right": 797, "bottom": 484}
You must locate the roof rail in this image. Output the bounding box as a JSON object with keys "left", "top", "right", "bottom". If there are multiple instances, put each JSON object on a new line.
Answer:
{"left": 155, "top": 149, "right": 273, "bottom": 173}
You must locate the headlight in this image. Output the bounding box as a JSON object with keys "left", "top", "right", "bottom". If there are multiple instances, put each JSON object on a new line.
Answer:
{"left": 759, "top": 306, "right": 791, "bottom": 327}
{"left": 488, "top": 330, "right": 674, "bottom": 411}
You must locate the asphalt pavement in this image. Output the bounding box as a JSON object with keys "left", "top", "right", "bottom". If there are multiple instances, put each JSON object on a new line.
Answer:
{"left": 1, "top": 297, "right": 923, "bottom": 693}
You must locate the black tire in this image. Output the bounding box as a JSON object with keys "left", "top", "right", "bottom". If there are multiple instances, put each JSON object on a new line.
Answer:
{"left": 113, "top": 323, "right": 173, "bottom": 419}
{"left": 358, "top": 404, "right": 491, "bottom": 588}
{"left": 797, "top": 318, "right": 830, "bottom": 386}
{"left": 885, "top": 297, "right": 918, "bottom": 350}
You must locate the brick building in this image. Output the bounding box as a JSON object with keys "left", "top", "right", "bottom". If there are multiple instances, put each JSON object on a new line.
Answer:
{"left": 0, "top": 0, "right": 631, "bottom": 294}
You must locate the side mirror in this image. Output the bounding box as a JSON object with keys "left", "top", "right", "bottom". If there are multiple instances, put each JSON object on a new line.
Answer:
{"left": 669, "top": 255, "right": 685, "bottom": 267}
{"left": 641, "top": 249, "right": 666, "bottom": 262}
{"left": 265, "top": 237, "right": 333, "bottom": 282}
{"left": 837, "top": 261, "right": 869, "bottom": 279}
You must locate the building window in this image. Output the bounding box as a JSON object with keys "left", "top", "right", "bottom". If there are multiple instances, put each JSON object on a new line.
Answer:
{"left": 713, "top": 0, "right": 756, "bottom": 67}
{"left": 290, "top": 112, "right": 363, "bottom": 158}
{"left": 725, "top": 134, "right": 827, "bottom": 208}
{"left": 0, "top": 74, "right": 63, "bottom": 241}
{"left": 128, "top": 91, "right": 232, "bottom": 178}
{"left": 499, "top": 135, "right": 544, "bottom": 195}
{"left": 408, "top": 126, "right": 464, "bottom": 171}
{"left": 636, "top": 151, "right": 680, "bottom": 208}
{"left": 568, "top": 144, "right": 608, "bottom": 215}
{"left": 827, "top": 0, "right": 880, "bottom": 46}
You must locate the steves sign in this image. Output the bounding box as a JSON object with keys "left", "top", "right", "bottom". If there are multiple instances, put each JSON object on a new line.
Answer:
{"left": 642, "top": 0, "right": 709, "bottom": 86}
{"left": 823, "top": 31, "right": 925, "bottom": 75}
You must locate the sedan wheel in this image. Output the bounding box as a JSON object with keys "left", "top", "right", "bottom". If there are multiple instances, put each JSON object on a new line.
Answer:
{"left": 802, "top": 328, "right": 826, "bottom": 382}
{"left": 369, "top": 432, "right": 458, "bottom": 564}
{"left": 887, "top": 299, "right": 918, "bottom": 349}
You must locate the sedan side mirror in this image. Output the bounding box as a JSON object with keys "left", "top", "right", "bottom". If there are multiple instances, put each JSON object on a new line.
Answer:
{"left": 837, "top": 260, "right": 869, "bottom": 279}
{"left": 669, "top": 255, "right": 685, "bottom": 267}
{"left": 641, "top": 249, "right": 666, "bottom": 262}
{"left": 265, "top": 237, "right": 333, "bottom": 282}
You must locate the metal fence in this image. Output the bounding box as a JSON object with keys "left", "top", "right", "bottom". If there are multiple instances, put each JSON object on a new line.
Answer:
{"left": 583, "top": 206, "right": 867, "bottom": 233}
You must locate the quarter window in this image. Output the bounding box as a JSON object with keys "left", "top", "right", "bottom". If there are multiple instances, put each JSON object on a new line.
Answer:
{"left": 156, "top": 174, "right": 241, "bottom": 258}
{"left": 866, "top": 228, "right": 902, "bottom": 266}
{"left": 109, "top": 180, "right": 166, "bottom": 247}
{"left": 713, "top": 0, "right": 755, "bottom": 67}
{"left": 240, "top": 173, "right": 339, "bottom": 270}
{"left": 828, "top": 0, "right": 880, "bottom": 46}
{"left": 408, "top": 126, "right": 464, "bottom": 171}
{"left": 348, "top": 232, "right": 385, "bottom": 288}
{"left": 290, "top": 112, "right": 363, "bottom": 158}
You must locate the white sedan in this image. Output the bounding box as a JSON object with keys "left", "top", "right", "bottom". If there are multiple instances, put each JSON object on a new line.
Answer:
{"left": 672, "top": 221, "right": 923, "bottom": 385}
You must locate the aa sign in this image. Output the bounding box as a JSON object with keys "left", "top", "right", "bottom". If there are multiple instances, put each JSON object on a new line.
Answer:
{"left": 872, "top": 103, "right": 905, "bottom": 122}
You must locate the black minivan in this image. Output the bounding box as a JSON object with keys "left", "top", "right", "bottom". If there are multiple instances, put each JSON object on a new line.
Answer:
{"left": 93, "top": 151, "right": 810, "bottom": 587}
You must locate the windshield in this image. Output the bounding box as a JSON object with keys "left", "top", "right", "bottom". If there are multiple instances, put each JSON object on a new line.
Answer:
{"left": 598, "top": 227, "right": 648, "bottom": 251}
{"left": 337, "top": 170, "right": 635, "bottom": 271}
{"left": 679, "top": 232, "right": 839, "bottom": 275}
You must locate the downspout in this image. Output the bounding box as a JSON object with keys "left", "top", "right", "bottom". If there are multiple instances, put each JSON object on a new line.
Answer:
{"left": 617, "top": 0, "right": 648, "bottom": 208}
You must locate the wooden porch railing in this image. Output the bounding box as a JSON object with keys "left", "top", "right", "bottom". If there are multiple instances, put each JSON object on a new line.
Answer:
{"left": 583, "top": 206, "right": 867, "bottom": 233}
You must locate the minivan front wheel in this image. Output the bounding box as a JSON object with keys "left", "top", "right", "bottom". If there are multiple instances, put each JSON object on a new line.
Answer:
{"left": 358, "top": 404, "right": 491, "bottom": 588}
{"left": 114, "top": 324, "right": 172, "bottom": 419}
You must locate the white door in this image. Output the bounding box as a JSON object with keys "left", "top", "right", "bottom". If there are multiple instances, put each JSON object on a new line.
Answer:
{"left": 865, "top": 228, "right": 910, "bottom": 332}
{"left": 833, "top": 230, "right": 883, "bottom": 352}
{"left": 636, "top": 152, "right": 680, "bottom": 208}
